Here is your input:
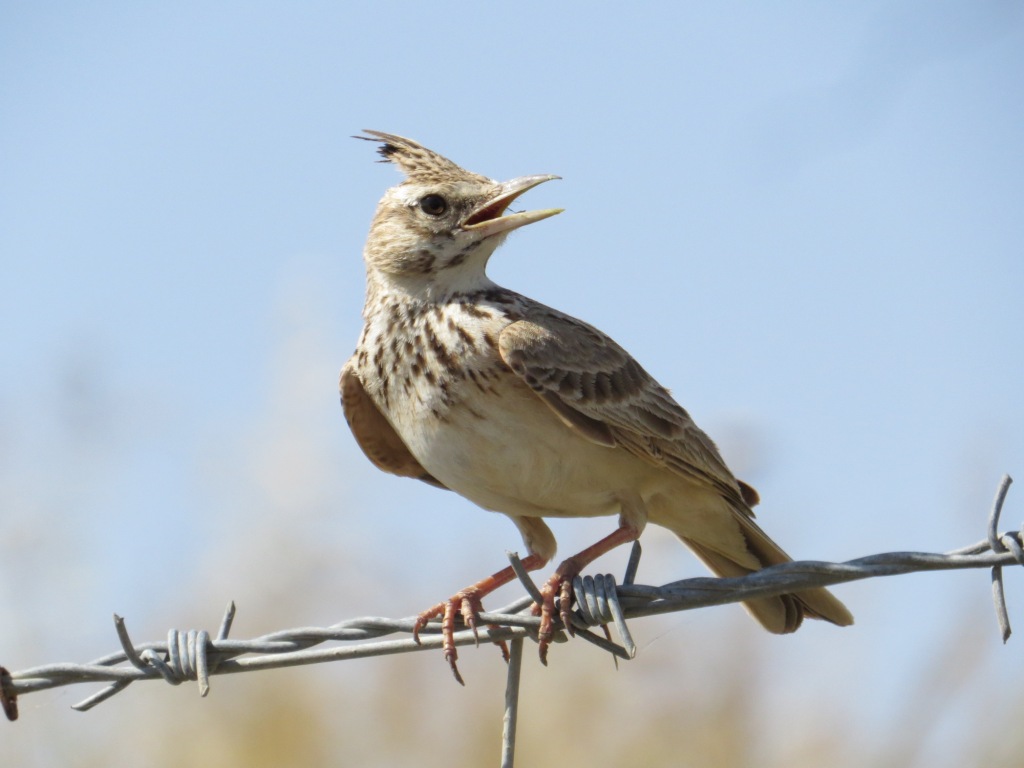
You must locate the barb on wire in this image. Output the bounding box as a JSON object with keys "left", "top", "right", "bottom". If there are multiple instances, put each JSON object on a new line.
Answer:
{"left": 986, "top": 474, "right": 1017, "bottom": 642}
{"left": 1, "top": 475, "right": 1017, "bottom": 728}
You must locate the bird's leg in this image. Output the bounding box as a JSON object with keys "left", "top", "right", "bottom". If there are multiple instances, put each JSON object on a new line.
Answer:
{"left": 536, "top": 495, "right": 647, "bottom": 664}
{"left": 414, "top": 553, "right": 547, "bottom": 685}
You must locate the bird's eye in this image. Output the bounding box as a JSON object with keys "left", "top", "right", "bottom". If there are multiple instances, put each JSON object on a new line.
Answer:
{"left": 419, "top": 194, "right": 448, "bottom": 217}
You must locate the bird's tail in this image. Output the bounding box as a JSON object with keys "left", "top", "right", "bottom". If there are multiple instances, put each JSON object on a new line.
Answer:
{"left": 675, "top": 509, "right": 853, "bottom": 634}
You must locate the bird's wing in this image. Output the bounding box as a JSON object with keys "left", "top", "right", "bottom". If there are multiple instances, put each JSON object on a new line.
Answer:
{"left": 340, "top": 359, "right": 447, "bottom": 489}
{"left": 498, "top": 315, "right": 754, "bottom": 508}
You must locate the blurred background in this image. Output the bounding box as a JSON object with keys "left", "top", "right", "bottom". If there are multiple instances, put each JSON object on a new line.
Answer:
{"left": 2, "top": 2, "right": 1023, "bottom": 765}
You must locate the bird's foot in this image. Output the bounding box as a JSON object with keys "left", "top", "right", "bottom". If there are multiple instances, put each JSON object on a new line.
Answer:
{"left": 411, "top": 555, "right": 546, "bottom": 683}
{"left": 535, "top": 568, "right": 579, "bottom": 664}
{"left": 414, "top": 589, "right": 508, "bottom": 685}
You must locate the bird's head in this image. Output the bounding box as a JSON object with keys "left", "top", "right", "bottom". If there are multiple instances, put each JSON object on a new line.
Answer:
{"left": 357, "top": 131, "right": 561, "bottom": 293}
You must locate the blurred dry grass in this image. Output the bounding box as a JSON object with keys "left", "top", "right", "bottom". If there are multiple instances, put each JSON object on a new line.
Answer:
{"left": 2, "top": 288, "right": 1020, "bottom": 768}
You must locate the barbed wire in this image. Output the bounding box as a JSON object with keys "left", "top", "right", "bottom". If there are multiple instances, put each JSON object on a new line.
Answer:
{"left": 1, "top": 476, "right": 1017, "bottom": 767}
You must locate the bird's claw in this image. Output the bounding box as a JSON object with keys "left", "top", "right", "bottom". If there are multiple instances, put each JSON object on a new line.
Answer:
{"left": 414, "top": 590, "right": 507, "bottom": 685}
{"left": 535, "top": 572, "right": 577, "bottom": 664}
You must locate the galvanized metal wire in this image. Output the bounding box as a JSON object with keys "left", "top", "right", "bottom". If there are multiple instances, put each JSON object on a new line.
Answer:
{"left": 0, "top": 475, "right": 1017, "bottom": 768}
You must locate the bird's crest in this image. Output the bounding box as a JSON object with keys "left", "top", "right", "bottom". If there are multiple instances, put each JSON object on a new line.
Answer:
{"left": 355, "top": 130, "right": 490, "bottom": 185}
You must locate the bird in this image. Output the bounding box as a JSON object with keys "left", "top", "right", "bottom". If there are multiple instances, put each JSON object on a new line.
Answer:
{"left": 340, "top": 130, "right": 853, "bottom": 682}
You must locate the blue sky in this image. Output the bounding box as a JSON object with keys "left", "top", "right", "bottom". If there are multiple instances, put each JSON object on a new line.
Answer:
{"left": 2, "top": 2, "right": 1023, "bottom": 764}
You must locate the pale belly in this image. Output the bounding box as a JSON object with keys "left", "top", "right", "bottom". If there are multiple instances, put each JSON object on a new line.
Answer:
{"left": 389, "top": 377, "right": 661, "bottom": 521}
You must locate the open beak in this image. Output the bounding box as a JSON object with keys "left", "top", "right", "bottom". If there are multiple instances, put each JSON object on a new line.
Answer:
{"left": 462, "top": 174, "right": 562, "bottom": 239}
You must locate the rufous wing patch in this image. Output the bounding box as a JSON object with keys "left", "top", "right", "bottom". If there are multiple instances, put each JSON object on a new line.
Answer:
{"left": 340, "top": 363, "right": 446, "bottom": 489}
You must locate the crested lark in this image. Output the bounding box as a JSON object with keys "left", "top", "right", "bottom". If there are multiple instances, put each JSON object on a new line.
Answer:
{"left": 342, "top": 131, "right": 852, "bottom": 682}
